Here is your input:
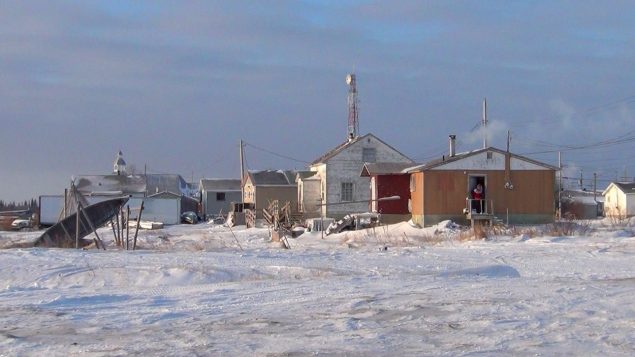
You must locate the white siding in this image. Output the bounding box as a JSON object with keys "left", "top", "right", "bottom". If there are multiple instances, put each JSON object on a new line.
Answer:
{"left": 430, "top": 151, "right": 552, "bottom": 171}
{"left": 317, "top": 135, "right": 412, "bottom": 217}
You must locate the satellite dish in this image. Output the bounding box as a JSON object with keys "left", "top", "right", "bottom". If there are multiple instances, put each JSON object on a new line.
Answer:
{"left": 346, "top": 74, "right": 354, "bottom": 85}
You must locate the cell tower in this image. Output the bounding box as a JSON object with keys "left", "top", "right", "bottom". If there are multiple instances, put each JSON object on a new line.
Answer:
{"left": 346, "top": 73, "right": 359, "bottom": 140}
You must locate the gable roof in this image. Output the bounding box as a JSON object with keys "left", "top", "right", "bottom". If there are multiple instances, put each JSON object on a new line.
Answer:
{"left": 310, "top": 133, "right": 413, "bottom": 166}
{"left": 295, "top": 171, "right": 320, "bottom": 182}
{"left": 603, "top": 182, "right": 635, "bottom": 196}
{"left": 200, "top": 178, "right": 241, "bottom": 192}
{"left": 75, "top": 175, "right": 146, "bottom": 196}
{"left": 247, "top": 170, "right": 297, "bottom": 186}
{"left": 74, "top": 173, "right": 186, "bottom": 196}
{"left": 360, "top": 162, "right": 415, "bottom": 177}
{"left": 404, "top": 147, "right": 559, "bottom": 173}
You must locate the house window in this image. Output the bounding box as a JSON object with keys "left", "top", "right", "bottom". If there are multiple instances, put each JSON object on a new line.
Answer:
{"left": 341, "top": 182, "right": 353, "bottom": 202}
{"left": 216, "top": 192, "right": 226, "bottom": 201}
{"left": 487, "top": 151, "right": 493, "bottom": 160}
{"left": 362, "top": 148, "right": 377, "bottom": 163}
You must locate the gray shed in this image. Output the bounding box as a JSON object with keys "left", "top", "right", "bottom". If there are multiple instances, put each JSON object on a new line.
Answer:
{"left": 199, "top": 179, "right": 242, "bottom": 219}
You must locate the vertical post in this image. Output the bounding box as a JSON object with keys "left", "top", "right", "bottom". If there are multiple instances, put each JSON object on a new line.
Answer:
{"left": 133, "top": 200, "right": 144, "bottom": 251}
{"left": 579, "top": 170, "right": 583, "bottom": 190}
{"left": 558, "top": 151, "right": 562, "bottom": 220}
{"left": 115, "top": 211, "right": 121, "bottom": 246}
{"left": 63, "top": 188, "right": 68, "bottom": 219}
{"left": 239, "top": 139, "right": 245, "bottom": 204}
{"left": 482, "top": 98, "right": 488, "bottom": 149}
{"left": 593, "top": 173, "right": 597, "bottom": 202}
{"left": 75, "top": 205, "right": 80, "bottom": 249}
{"left": 128, "top": 206, "right": 131, "bottom": 250}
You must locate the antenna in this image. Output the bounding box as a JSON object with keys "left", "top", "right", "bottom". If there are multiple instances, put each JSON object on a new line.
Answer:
{"left": 482, "top": 98, "right": 488, "bottom": 148}
{"left": 346, "top": 73, "right": 359, "bottom": 140}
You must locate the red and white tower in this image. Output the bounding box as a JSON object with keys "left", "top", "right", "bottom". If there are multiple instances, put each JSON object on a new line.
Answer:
{"left": 346, "top": 73, "right": 359, "bottom": 140}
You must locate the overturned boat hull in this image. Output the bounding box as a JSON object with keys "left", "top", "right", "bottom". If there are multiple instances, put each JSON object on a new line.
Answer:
{"left": 35, "top": 197, "right": 129, "bottom": 248}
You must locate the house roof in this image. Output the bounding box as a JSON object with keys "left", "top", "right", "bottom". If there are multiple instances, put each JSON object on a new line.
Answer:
{"left": 360, "top": 162, "right": 415, "bottom": 177}
{"left": 602, "top": 182, "right": 635, "bottom": 196}
{"left": 74, "top": 173, "right": 186, "bottom": 196}
{"left": 75, "top": 175, "right": 146, "bottom": 195}
{"left": 247, "top": 170, "right": 297, "bottom": 186}
{"left": 199, "top": 178, "right": 241, "bottom": 192}
{"left": 310, "top": 133, "right": 413, "bottom": 166}
{"left": 295, "top": 171, "right": 320, "bottom": 182}
{"left": 404, "top": 147, "right": 559, "bottom": 173}
{"left": 145, "top": 174, "right": 186, "bottom": 195}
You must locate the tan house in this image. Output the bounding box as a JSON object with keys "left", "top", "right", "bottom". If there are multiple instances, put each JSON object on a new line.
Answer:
{"left": 602, "top": 182, "right": 635, "bottom": 218}
{"left": 407, "top": 139, "right": 558, "bottom": 227}
{"left": 243, "top": 170, "right": 299, "bottom": 218}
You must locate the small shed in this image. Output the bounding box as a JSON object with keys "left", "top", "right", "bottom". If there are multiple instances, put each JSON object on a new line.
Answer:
{"left": 199, "top": 178, "right": 242, "bottom": 219}
{"left": 360, "top": 162, "right": 414, "bottom": 224}
{"left": 602, "top": 182, "right": 635, "bottom": 218}
{"left": 560, "top": 190, "right": 602, "bottom": 219}
{"left": 243, "top": 170, "right": 299, "bottom": 218}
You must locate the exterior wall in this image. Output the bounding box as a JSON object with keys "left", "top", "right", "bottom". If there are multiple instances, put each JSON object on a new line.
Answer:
{"left": 413, "top": 169, "right": 556, "bottom": 226}
{"left": 298, "top": 179, "right": 321, "bottom": 218}
{"left": 250, "top": 186, "right": 298, "bottom": 218}
{"left": 203, "top": 190, "right": 241, "bottom": 218}
{"left": 243, "top": 179, "right": 256, "bottom": 205}
{"left": 604, "top": 186, "right": 635, "bottom": 217}
{"left": 410, "top": 173, "right": 424, "bottom": 226}
{"left": 310, "top": 164, "right": 327, "bottom": 217}
{"left": 319, "top": 136, "right": 412, "bottom": 218}
{"left": 374, "top": 174, "right": 410, "bottom": 215}
{"left": 127, "top": 197, "right": 181, "bottom": 225}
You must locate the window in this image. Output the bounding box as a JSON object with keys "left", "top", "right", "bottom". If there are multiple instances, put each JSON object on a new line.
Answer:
{"left": 216, "top": 192, "right": 226, "bottom": 201}
{"left": 486, "top": 151, "right": 493, "bottom": 160}
{"left": 341, "top": 182, "right": 353, "bottom": 202}
{"left": 362, "top": 148, "right": 377, "bottom": 163}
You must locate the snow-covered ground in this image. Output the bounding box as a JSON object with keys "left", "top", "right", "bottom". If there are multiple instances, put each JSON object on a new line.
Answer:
{"left": 2, "top": 220, "right": 635, "bottom": 355}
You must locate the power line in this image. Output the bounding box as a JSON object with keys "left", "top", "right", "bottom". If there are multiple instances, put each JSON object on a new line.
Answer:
{"left": 243, "top": 142, "right": 310, "bottom": 164}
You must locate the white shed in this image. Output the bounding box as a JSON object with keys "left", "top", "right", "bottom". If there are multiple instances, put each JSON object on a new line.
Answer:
{"left": 602, "top": 182, "right": 635, "bottom": 218}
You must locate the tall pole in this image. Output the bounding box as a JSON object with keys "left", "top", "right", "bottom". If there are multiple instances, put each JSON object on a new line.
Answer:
{"left": 593, "top": 172, "right": 597, "bottom": 202}
{"left": 239, "top": 140, "right": 245, "bottom": 204}
{"left": 558, "top": 151, "right": 562, "bottom": 219}
{"left": 482, "top": 98, "right": 488, "bottom": 149}
{"left": 580, "top": 170, "right": 583, "bottom": 190}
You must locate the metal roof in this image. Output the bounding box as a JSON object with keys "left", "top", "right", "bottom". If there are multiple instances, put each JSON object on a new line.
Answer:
{"left": 74, "top": 174, "right": 186, "bottom": 196}
{"left": 199, "top": 178, "right": 241, "bottom": 192}
{"left": 360, "top": 162, "right": 415, "bottom": 177}
{"left": 247, "top": 170, "right": 297, "bottom": 186}
{"left": 404, "top": 147, "right": 559, "bottom": 173}
{"left": 310, "top": 133, "right": 413, "bottom": 166}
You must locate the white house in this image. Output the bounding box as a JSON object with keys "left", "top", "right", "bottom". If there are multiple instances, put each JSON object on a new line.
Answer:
{"left": 602, "top": 182, "right": 635, "bottom": 218}
{"left": 306, "top": 133, "right": 414, "bottom": 218}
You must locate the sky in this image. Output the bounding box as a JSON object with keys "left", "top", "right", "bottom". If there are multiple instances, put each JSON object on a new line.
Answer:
{"left": 3, "top": 1, "right": 635, "bottom": 202}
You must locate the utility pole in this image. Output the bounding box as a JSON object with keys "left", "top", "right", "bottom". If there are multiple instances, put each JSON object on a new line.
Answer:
{"left": 482, "top": 98, "right": 488, "bottom": 149}
{"left": 239, "top": 140, "right": 245, "bottom": 204}
{"left": 593, "top": 172, "right": 597, "bottom": 202}
{"left": 579, "top": 170, "right": 583, "bottom": 190}
{"left": 558, "top": 151, "right": 562, "bottom": 219}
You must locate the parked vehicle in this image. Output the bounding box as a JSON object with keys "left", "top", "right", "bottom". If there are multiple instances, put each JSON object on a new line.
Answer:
{"left": 11, "top": 219, "right": 31, "bottom": 230}
{"left": 180, "top": 211, "right": 199, "bottom": 224}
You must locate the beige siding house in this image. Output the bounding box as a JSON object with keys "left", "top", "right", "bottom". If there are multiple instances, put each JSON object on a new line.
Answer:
{"left": 602, "top": 182, "right": 635, "bottom": 218}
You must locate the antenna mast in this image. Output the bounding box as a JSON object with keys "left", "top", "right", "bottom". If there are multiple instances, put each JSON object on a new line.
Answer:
{"left": 346, "top": 73, "right": 359, "bottom": 140}
{"left": 482, "top": 97, "right": 488, "bottom": 148}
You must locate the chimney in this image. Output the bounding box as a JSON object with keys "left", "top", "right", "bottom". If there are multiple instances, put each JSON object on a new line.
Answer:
{"left": 449, "top": 135, "right": 456, "bottom": 157}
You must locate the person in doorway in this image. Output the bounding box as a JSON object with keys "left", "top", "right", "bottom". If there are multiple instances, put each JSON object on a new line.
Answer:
{"left": 471, "top": 183, "right": 484, "bottom": 213}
